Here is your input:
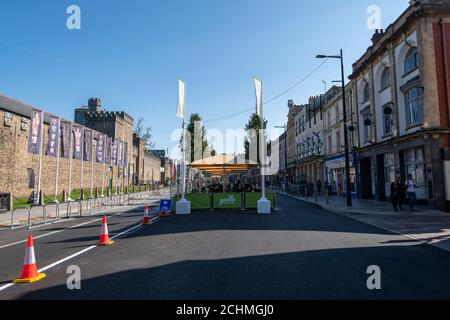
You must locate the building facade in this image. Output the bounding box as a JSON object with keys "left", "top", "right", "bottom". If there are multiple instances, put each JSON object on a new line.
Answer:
{"left": 350, "top": 0, "right": 450, "bottom": 210}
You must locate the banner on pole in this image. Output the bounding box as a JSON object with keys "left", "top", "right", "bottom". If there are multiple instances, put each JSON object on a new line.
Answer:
{"left": 124, "top": 142, "right": 128, "bottom": 176}
{"left": 105, "top": 137, "right": 111, "bottom": 165}
{"left": 61, "top": 121, "right": 72, "bottom": 159}
{"left": 96, "top": 133, "right": 105, "bottom": 163}
{"left": 117, "top": 140, "right": 123, "bottom": 167}
{"left": 83, "top": 129, "right": 92, "bottom": 162}
{"left": 254, "top": 78, "right": 263, "bottom": 117}
{"left": 176, "top": 79, "right": 186, "bottom": 118}
{"left": 111, "top": 139, "right": 118, "bottom": 166}
{"left": 46, "top": 116, "right": 60, "bottom": 157}
{"left": 73, "top": 126, "right": 83, "bottom": 160}
{"left": 28, "top": 109, "right": 43, "bottom": 154}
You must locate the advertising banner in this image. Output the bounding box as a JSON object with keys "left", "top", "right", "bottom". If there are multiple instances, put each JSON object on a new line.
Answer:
{"left": 46, "top": 116, "right": 60, "bottom": 157}
{"left": 28, "top": 109, "right": 43, "bottom": 154}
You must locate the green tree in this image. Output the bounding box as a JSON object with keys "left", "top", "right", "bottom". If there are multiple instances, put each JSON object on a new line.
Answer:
{"left": 181, "top": 113, "right": 216, "bottom": 162}
{"left": 244, "top": 113, "right": 268, "bottom": 164}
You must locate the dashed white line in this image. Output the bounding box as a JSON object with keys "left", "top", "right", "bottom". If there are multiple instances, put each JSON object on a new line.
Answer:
{"left": 0, "top": 216, "right": 160, "bottom": 293}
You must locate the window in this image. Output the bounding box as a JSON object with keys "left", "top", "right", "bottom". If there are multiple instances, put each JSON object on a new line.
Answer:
{"left": 335, "top": 105, "right": 340, "bottom": 123}
{"left": 361, "top": 108, "right": 372, "bottom": 143}
{"left": 327, "top": 111, "right": 331, "bottom": 127}
{"left": 381, "top": 68, "right": 390, "bottom": 90}
{"left": 404, "top": 47, "right": 419, "bottom": 75}
{"left": 384, "top": 153, "right": 396, "bottom": 186}
{"left": 405, "top": 87, "right": 424, "bottom": 127}
{"left": 405, "top": 148, "right": 425, "bottom": 186}
{"left": 346, "top": 91, "right": 352, "bottom": 118}
{"left": 336, "top": 131, "right": 341, "bottom": 153}
{"left": 382, "top": 103, "right": 393, "bottom": 136}
{"left": 363, "top": 83, "right": 370, "bottom": 103}
{"left": 328, "top": 135, "right": 332, "bottom": 154}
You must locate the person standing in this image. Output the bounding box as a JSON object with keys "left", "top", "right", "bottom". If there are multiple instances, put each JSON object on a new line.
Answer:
{"left": 405, "top": 174, "right": 418, "bottom": 211}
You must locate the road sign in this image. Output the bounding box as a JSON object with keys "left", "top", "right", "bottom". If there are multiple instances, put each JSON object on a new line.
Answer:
{"left": 159, "top": 199, "right": 172, "bottom": 212}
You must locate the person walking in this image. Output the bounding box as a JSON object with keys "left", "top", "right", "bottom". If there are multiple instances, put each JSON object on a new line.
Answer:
{"left": 390, "top": 182, "right": 400, "bottom": 212}
{"left": 397, "top": 179, "right": 405, "bottom": 211}
{"left": 405, "top": 174, "right": 418, "bottom": 211}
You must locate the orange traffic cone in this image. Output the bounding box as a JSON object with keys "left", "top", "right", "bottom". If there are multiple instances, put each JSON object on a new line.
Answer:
{"left": 159, "top": 210, "right": 169, "bottom": 217}
{"left": 98, "top": 216, "right": 114, "bottom": 246}
{"left": 143, "top": 204, "right": 151, "bottom": 225}
{"left": 14, "top": 236, "right": 46, "bottom": 283}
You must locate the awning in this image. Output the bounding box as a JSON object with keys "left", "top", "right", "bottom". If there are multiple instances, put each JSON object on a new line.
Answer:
{"left": 190, "top": 154, "right": 258, "bottom": 175}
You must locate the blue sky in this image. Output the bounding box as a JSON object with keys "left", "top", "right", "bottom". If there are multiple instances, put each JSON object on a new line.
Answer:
{"left": 0, "top": 0, "right": 409, "bottom": 154}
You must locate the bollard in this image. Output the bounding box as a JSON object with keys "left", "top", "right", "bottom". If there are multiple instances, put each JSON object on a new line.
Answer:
{"left": 80, "top": 188, "right": 85, "bottom": 200}
{"left": 62, "top": 190, "right": 67, "bottom": 203}
{"left": 95, "top": 187, "right": 98, "bottom": 199}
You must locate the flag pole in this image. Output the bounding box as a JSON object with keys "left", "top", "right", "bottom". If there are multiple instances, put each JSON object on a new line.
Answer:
{"left": 80, "top": 129, "right": 84, "bottom": 199}
{"left": 68, "top": 124, "right": 73, "bottom": 201}
{"left": 53, "top": 118, "right": 61, "bottom": 203}
{"left": 182, "top": 117, "right": 186, "bottom": 200}
{"left": 36, "top": 111, "right": 44, "bottom": 205}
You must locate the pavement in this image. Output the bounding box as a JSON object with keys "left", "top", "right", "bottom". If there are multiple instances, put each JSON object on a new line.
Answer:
{"left": 275, "top": 190, "right": 450, "bottom": 252}
{"left": 1, "top": 193, "right": 450, "bottom": 299}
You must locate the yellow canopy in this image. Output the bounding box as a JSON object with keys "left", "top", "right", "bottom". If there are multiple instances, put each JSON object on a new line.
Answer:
{"left": 190, "top": 154, "right": 257, "bottom": 175}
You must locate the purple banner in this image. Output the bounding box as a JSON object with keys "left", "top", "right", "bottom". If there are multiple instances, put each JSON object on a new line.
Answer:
{"left": 117, "top": 140, "right": 123, "bottom": 167}
{"left": 111, "top": 139, "right": 118, "bottom": 166}
{"left": 73, "top": 126, "right": 83, "bottom": 160}
{"left": 83, "top": 130, "right": 92, "bottom": 162}
{"left": 28, "top": 109, "right": 43, "bottom": 154}
{"left": 61, "top": 121, "right": 72, "bottom": 158}
{"left": 96, "top": 133, "right": 105, "bottom": 163}
{"left": 45, "top": 116, "right": 60, "bottom": 157}
{"left": 105, "top": 137, "right": 111, "bottom": 165}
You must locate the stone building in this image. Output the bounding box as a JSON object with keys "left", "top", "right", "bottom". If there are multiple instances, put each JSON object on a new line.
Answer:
{"left": 76, "top": 99, "right": 135, "bottom": 189}
{"left": 286, "top": 100, "right": 301, "bottom": 183}
{"left": 293, "top": 94, "right": 325, "bottom": 186}
{"left": 349, "top": 0, "right": 450, "bottom": 210}
{"left": 132, "top": 134, "right": 163, "bottom": 185}
{"left": 0, "top": 95, "right": 126, "bottom": 198}
{"left": 322, "top": 84, "right": 359, "bottom": 196}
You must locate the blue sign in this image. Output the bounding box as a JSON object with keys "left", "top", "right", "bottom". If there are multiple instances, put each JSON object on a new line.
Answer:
{"left": 159, "top": 199, "right": 172, "bottom": 212}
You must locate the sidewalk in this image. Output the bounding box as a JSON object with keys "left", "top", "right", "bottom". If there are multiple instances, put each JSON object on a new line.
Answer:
{"left": 276, "top": 191, "right": 450, "bottom": 253}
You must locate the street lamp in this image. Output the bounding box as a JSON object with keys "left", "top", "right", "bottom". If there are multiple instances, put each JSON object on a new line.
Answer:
{"left": 316, "top": 49, "right": 352, "bottom": 207}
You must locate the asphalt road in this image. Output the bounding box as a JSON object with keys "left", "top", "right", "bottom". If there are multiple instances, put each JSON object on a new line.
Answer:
{"left": 1, "top": 194, "right": 450, "bottom": 299}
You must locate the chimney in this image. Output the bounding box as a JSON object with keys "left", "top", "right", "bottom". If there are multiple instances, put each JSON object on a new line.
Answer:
{"left": 371, "top": 29, "right": 385, "bottom": 45}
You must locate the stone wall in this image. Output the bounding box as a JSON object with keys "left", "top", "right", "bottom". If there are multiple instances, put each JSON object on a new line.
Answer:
{"left": 0, "top": 108, "right": 129, "bottom": 198}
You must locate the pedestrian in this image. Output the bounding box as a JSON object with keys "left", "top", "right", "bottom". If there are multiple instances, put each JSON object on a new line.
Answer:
{"left": 396, "top": 179, "right": 405, "bottom": 211}
{"left": 390, "top": 182, "right": 400, "bottom": 212}
{"left": 405, "top": 174, "right": 418, "bottom": 211}
{"left": 316, "top": 179, "right": 322, "bottom": 194}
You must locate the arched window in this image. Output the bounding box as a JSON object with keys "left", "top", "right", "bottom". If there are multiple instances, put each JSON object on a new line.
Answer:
{"left": 404, "top": 47, "right": 419, "bottom": 74}
{"left": 363, "top": 83, "right": 370, "bottom": 103}
{"left": 381, "top": 67, "right": 390, "bottom": 90}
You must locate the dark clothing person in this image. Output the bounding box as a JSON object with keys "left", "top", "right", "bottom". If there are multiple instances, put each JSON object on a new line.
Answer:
{"left": 390, "top": 183, "right": 400, "bottom": 212}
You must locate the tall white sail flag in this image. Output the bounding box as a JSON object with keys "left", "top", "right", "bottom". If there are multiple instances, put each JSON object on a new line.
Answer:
{"left": 254, "top": 78, "right": 263, "bottom": 117}
{"left": 177, "top": 79, "right": 186, "bottom": 119}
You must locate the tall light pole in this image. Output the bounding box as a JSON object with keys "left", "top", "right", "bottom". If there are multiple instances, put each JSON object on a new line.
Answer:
{"left": 316, "top": 49, "right": 352, "bottom": 207}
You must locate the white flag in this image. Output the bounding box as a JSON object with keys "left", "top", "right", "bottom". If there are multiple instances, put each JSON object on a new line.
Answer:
{"left": 254, "top": 78, "right": 263, "bottom": 117}
{"left": 177, "top": 79, "right": 186, "bottom": 119}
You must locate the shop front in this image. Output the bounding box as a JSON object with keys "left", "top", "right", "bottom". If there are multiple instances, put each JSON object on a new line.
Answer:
{"left": 324, "top": 153, "right": 356, "bottom": 196}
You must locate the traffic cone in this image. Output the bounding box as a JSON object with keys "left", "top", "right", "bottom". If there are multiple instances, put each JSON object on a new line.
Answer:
{"left": 14, "top": 236, "right": 46, "bottom": 284}
{"left": 142, "top": 204, "right": 151, "bottom": 225}
{"left": 98, "top": 216, "right": 114, "bottom": 246}
{"left": 159, "top": 210, "right": 169, "bottom": 217}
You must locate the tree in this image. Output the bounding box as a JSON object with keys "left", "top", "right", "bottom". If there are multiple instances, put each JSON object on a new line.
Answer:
{"left": 181, "top": 113, "right": 216, "bottom": 162}
{"left": 134, "top": 118, "right": 155, "bottom": 150}
{"left": 244, "top": 113, "right": 269, "bottom": 164}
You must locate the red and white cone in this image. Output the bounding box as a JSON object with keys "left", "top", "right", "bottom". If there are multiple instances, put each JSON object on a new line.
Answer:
{"left": 14, "top": 236, "right": 46, "bottom": 283}
{"left": 143, "top": 204, "right": 151, "bottom": 225}
{"left": 98, "top": 216, "right": 114, "bottom": 246}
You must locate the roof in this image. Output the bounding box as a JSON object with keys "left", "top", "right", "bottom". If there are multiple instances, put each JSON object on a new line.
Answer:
{"left": 190, "top": 154, "right": 258, "bottom": 175}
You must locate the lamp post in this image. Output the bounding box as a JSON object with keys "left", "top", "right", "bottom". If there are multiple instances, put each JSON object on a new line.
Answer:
{"left": 316, "top": 49, "right": 352, "bottom": 207}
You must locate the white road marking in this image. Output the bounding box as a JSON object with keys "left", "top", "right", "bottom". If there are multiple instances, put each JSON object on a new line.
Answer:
{"left": 0, "top": 216, "right": 160, "bottom": 293}
{"left": 0, "top": 202, "right": 158, "bottom": 250}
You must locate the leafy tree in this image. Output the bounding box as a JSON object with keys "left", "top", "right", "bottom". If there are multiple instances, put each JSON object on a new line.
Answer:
{"left": 133, "top": 117, "right": 155, "bottom": 150}
{"left": 244, "top": 113, "right": 269, "bottom": 164}
{"left": 181, "top": 113, "right": 216, "bottom": 162}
